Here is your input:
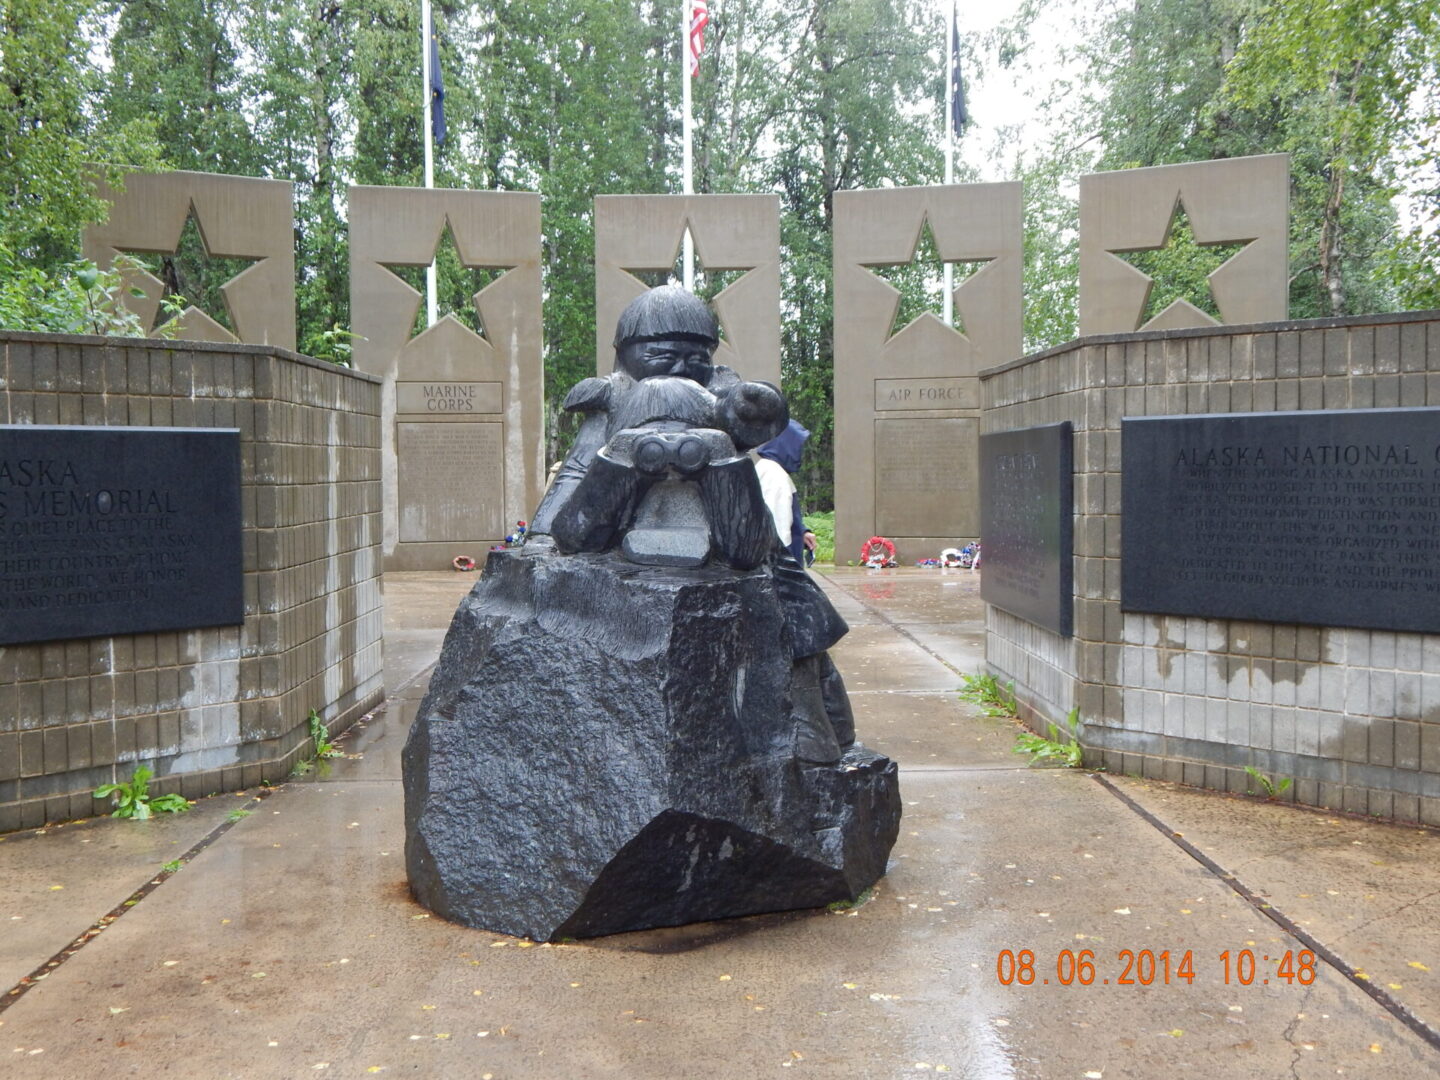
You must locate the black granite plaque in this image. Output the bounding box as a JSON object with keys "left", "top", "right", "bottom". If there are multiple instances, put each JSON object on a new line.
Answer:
{"left": 980, "top": 422, "right": 1073, "bottom": 636}
{"left": 1122, "top": 408, "right": 1440, "bottom": 632}
{"left": 0, "top": 426, "right": 243, "bottom": 645}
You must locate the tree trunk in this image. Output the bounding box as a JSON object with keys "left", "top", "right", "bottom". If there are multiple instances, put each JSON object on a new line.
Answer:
{"left": 1318, "top": 165, "right": 1347, "bottom": 316}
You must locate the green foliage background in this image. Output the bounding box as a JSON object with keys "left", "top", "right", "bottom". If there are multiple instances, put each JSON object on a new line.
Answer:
{"left": 2, "top": 0, "right": 1437, "bottom": 506}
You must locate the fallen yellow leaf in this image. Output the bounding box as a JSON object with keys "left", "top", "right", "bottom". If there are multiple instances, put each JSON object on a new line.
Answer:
{"left": 1408, "top": 961, "right": 1430, "bottom": 971}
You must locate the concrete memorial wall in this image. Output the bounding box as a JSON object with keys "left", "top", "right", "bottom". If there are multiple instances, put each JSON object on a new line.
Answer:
{"left": 980, "top": 311, "right": 1440, "bottom": 823}
{"left": 83, "top": 169, "right": 297, "bottom": 349}
{"left": 833, "top": 183, "right": 1022, "bottom": 564}
{"left": 0, "top": 332, "right": 383, "bottom": 830}
{"left": 594, "top": 194, "right": 781, "bottom": 386}
{"left": 349, "top": 187, "right": 545, "bottom": 571}
{"left": 1078, "top": 154, "right": 1289, "bottom": 336}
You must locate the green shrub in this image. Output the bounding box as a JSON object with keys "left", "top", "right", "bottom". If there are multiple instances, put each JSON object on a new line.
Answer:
{"left": 805, "top": 510, "right": 835, "bottom": 565}
{"left": 0, "top": 244, "right": 182, "bottom": 337}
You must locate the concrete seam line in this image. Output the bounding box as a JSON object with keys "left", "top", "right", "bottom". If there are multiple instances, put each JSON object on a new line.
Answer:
{"left": 0, "top": 663, "right": 436, "bottom": 1014}
{"left": 1093, "top": 772, "right": 1440, "bottom": 1054}
{"left": 0, "top": 787, "right": 275, "bottom": 1016}
{"left": 385, "top": 661, "right": 439, "bottom": 702}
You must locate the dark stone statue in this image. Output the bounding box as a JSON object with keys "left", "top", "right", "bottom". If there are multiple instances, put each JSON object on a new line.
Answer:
{"left": 531, "top": 285, "right": 789, "bottom": 570}
{"left": 402, "top": 286, "right": 901, "bottom": 940}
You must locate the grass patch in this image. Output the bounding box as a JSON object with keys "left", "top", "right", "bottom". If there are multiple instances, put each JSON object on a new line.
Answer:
{"left": 959, "top": 672, "right": 1019, "bottom": 718}
{"left": 827, "top": 886, "right": 875, "bottom": 912}
{"left": 1244, "top": 765, "right": 1292, "bottom": 799}
{"left": 1014, "top": 708, "right": 1085, "bottom": 769}
{"left": 95, "top": 766, "right": 190, "bottom": 820}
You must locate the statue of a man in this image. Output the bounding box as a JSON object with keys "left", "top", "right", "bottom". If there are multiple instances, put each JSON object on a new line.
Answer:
{"left": 529, "top": 285, "right": 788, "bottom": 569}
{"left": 528, "top": 285, "right": 853, "bottom": 762}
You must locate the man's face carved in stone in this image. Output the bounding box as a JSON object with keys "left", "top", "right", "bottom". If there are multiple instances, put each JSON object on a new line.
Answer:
{"left": 617, "top": 337, "right": 715, "bottom": 385}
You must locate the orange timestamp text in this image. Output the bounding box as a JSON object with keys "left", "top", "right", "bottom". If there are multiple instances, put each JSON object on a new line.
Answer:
{"left": 995, "top": 948, "right": 1318, "bottom": 987}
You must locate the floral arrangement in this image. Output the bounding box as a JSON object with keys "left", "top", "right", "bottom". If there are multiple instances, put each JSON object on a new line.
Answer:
{"left": 860, "top": 536, "right": 897, "bottom": 568}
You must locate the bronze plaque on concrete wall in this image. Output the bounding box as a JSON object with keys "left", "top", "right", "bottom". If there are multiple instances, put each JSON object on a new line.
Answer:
{"left": 0, "top": 426, "right": 243, "bottom": 645}
{"left": 1122, "top": 408, "right": 1440, "bottom": 632}
{"left": 397, "top": 423, "right": 504, "bottom": 543}
{"left": 980, "top": 423, "right": 1074, "bottom": 636}
{"left": 874, "top": 417, "right": 978, "bottom": 538}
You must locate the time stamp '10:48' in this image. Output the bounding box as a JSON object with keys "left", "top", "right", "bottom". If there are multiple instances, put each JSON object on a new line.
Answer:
{"left": 996, "top": 948, "right": 1318, "bottom": 987}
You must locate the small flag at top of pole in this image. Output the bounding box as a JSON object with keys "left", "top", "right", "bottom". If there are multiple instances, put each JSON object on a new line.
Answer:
{"left": 949, "top": 3, "right": 967, "bottom": 136}
{"left": 689, "top": 1, "right": 709, "bottom": 76}
{"left": 430, "top": 21, "right": 446, "bottom": 144}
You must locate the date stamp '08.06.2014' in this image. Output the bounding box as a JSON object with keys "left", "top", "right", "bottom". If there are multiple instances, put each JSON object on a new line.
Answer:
{"left": 996, "top": 948, "right": 1318, "bottom": 988}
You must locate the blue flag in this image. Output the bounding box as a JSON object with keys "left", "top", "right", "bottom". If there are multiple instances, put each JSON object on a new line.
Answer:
{"left": 949, "top": 8, "right": 968, "bottom": 134}
{"left": 429, "top": 26, "right": 446, "bottom": 145}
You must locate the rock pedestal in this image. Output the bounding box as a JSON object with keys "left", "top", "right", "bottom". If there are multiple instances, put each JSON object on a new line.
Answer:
{"left": 402, "top": 547, "right": 901, "bottom": 940}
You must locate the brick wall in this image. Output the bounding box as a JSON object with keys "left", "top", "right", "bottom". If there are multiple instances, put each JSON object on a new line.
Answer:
{"left": 0, "top": 332, "right": 384, "bottom": 830}
{"left": 980, "top": 310, "right": 1440, "bottom": 824}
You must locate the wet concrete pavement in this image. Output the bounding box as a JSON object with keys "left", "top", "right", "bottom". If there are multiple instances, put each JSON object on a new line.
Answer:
{"left": 3, "top": 566, "right": 1439, "bottom": 1078}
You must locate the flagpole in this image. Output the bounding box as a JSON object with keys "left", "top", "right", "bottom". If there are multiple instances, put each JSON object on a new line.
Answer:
{"left": 942, "top": 0, "right": 955, "bottom": 329}
{"left": 681, "top": 0, "right": 695, "bottom": 291}
{"left": 422, "top": 0, "right": 438, "bottom": 326}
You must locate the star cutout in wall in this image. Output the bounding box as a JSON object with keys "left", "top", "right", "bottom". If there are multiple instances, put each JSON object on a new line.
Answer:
{"left": 120, "top": 203, "right": 262, "bottom": 339}
{"left": 864, "top": 215, "right": 991, "bottom": 341}
{"left": 1112, "top": 194, "right": 1251, "bottom": 330}
{"left": 621, "top": 226, "right": 748, "bottom": 344}
{"left": 380, "top": 219, "right": 517, "bottom": 343}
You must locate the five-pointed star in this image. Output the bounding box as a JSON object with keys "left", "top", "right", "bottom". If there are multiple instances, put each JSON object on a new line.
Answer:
{"left": 863, "top": 214, "right": 990, "bottom": 341}
{"left": 1112, "top": 193, "right": 1250, "bottom": 328}
{"left": 118, "top": 204, "right": 261, "bottom": 337}
{"left": 380, "top": 219, "right": 516, "bottom": 344}
{"left": 619, "top": 225, "right": 751, "bottom": 343}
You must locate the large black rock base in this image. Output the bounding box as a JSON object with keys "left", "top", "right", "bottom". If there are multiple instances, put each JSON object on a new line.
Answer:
{"left": 402, "top": 547, "right": 901, "bottom": 940}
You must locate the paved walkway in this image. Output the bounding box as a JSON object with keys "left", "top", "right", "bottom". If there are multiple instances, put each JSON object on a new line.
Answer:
{"left": 3, "top": 567, "right": 1440, "bottom": 1078}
